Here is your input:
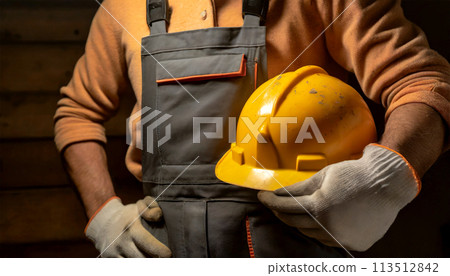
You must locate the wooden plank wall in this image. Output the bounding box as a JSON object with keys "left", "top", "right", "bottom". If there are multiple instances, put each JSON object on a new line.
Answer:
{"left": 0, "top": 0, "right": 449, "bottom": 257}
{"left": 0, "top": 0, "right": 142, "bottom": 257}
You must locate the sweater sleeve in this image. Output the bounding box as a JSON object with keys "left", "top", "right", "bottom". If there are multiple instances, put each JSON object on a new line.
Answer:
{"left": 316, "top": 0, "right": 450, "bottom": 144}
{"left": 54, "top": 0, "right": 131, "bottom": 152}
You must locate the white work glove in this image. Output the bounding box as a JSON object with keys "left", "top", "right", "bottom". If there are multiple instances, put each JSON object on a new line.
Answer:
{"left": 258, "top": 144, "right": 420, "bottom": 252}
{"left": 85, "top": 196, "right": 172, "bottom": 258}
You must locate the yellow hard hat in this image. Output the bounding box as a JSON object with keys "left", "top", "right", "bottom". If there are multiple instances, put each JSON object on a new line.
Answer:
{"left": 215, "top": 66, "right": 377, "bottom": 191}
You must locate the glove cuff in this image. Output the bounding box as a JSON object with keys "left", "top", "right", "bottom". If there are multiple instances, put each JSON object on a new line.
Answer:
{"left": 368, "top": 143, "right": 421, "bottom": 196}
{"left": 84, "top": 196, "right": 121, "bottom": 236}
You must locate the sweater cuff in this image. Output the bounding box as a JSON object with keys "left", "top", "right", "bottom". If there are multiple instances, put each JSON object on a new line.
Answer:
{"left": 54, "top": 117, "right": 108, "bottom": 152}
{"left": 385, "top": 90, "right": 450, "bottom": 150}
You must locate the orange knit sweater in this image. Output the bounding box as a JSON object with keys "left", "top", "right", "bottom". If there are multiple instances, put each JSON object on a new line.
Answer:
{"left": 54, "top": 0, "right": 450, "bottom": 181}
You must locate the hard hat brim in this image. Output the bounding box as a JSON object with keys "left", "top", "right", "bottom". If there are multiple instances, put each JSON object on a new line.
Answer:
{"left": 215, "top": 149, "right": 317, "bottom": 191}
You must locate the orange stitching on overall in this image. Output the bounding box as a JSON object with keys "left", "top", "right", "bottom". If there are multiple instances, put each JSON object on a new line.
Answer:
{"left": 245, "top": 216, "right": 255, "bottom": 258}
{"left": 254, "top": 61, "right": 258, "bottom": 90}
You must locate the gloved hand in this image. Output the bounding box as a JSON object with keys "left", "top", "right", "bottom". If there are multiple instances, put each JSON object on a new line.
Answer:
{"left": 258, "top": 144, "right": 420, "bottom": 251}
{"left": 85, "top": 196, "right": 172, "bottom": 257}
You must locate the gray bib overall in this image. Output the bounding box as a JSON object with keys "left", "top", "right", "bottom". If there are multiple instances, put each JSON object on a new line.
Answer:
{"left": 140, "top": 0, "right": 344, "bottom": 257}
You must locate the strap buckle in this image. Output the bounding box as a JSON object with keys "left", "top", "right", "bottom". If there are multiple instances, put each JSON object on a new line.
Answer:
{"left": 147, "top": 0, "right": 169, "bottom": 27}
{"left": 242, "top": 0, "right": 269, "bottom": 25}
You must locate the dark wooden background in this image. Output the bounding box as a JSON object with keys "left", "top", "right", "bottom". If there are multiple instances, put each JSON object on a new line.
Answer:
{"left": 0, "top": 0, "right": 449, "bottom": 257}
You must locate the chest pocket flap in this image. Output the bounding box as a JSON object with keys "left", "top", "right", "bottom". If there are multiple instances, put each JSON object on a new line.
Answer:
{"left": 156, "top": 53, "right": 246, "bottom": 84}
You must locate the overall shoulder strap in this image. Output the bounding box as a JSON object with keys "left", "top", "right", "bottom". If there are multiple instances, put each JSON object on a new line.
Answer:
{"left": 147, "top": 0, "right": 169, "bottom": 35}
{"left": 242, "top": 0, "right": 269, "bottom": 26}
{"left": 147, "top": 0, "right": 268, "bottom": 33}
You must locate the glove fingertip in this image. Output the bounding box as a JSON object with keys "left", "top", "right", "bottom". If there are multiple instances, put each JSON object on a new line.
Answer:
{"left": 257, "top": 190, "right": 270, "bottom": 201}
{"left": 141, "top": 208, "right": 162, "bottom": 222}
{"left": 257, "top": 191, "right": 281, "bottom": 208}
{"left": 142, "top": 207, "right": 163, "bottom": 222}
{"left": 160, "top": 247, "right": 172, "bottom": 258}
{"left": 274, "top": 186, "right": 290, "bottom": 195}
{"left": 143, "top": 196, "right": 159, "bottom": 208}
